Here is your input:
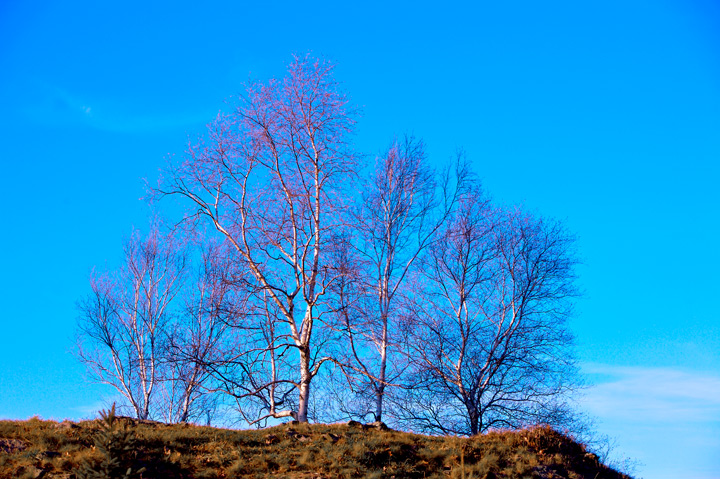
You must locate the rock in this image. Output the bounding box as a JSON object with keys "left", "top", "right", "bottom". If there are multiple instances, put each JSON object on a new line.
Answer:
{"left": 324, "top": 433, "right": 341, "bottom": 443}
{"left": 532, "top": 465, "right": 563, "bottom": 479}
{"left": 54, "top": 421, "right": 79, "bottom": 430}
{"left": 361, "top": 421, "right": 389, "bottom": 431}
{"left": 30, "top": 466, "right": 46, "bottom": 478}
{"left": 347, "top": 420, "right": 362, "bottom": 428}
{"left": 0, "top": 438, "right": 27, "bottom": 453}
{"left": 116, "top": 415, "right": 164, "bottom": 426}
{"left": 17, "top": 466, "right": 45, "bottom": 478}
{"left": 370, "top": 421, "right": 389, "bottom": 431}
{"left": 285, "top": 429, "right": 311, "bottom": 441}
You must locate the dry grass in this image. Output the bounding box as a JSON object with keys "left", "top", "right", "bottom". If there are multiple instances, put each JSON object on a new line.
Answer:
{"left": 0, "top": 418, "right": 632, "bottom": 479}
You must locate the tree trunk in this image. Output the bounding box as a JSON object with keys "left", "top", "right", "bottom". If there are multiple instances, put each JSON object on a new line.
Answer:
{"left": 140, "top": 403, "right": 149, "bottom": 421}
{"left": 179, "top": 393, "right": 191, "bottom": 423}
{"left": 374, "top": 382, "right": 385, "bottom": 423}
{"left": 374, "top": 314, "right": 389, "bottom": 422}
{"left": 297, "top": 347, "right": 311, "bottom": 423}
{"left": 467, "top": 402, "right": 481, "bottom": 435}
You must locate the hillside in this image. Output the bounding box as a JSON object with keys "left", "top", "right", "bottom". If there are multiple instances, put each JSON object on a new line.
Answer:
{"left": 0, "top": 416, "right": 632, "bottom": 479}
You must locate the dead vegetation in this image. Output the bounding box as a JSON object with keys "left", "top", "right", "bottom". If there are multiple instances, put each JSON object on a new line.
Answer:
{"left": 0, "top": 417, "right": 632, "bottom": 479}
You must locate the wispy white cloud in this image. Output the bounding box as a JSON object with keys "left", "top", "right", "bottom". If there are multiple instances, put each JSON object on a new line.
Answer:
{"left": 580, "top": 364, "right": 720, "bottom": 479}
{"left": 581, "top": 364, "right": 720, "bottom": 423}
{"left": 19, "top": 79, "right": 212, "bottom": 133}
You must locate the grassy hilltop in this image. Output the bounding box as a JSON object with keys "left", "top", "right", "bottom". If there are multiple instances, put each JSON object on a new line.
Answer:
{"left": 0, "top": 416, "right": 632, "bottom": 479}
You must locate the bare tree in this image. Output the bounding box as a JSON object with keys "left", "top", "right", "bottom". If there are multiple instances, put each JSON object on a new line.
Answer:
{"left": 332, "top": 137, "right": 467, "bottom": 423}
{"left": 397, "top": 189, "right": 579, "bottom": 435}
{"left": 157, "top": 55, "right": 358, "bottom": 423}
{"left": 159, "top": 242, "right": 233, "bottom": 424}
{"left": 76, "top": 226, "right": 187, "bottom": 420}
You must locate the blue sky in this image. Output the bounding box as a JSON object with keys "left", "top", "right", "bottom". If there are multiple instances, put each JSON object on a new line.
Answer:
{"left": 1, "top": 1, "right": 719, "bottom": 477}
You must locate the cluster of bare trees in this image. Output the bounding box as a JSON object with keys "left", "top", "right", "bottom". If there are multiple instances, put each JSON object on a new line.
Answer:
{"left": 77, "top": 56, "right": 578, "bottom": 434}
{"left": 76, "top": 227, "right": 231, "bottom": 423}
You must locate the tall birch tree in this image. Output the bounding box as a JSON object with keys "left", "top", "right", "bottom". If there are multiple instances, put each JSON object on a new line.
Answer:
{"left": 158, "top": 56, "right": 357, "bottom": 423}
{"left": 333, "top": 137, "right": 467, "bottom": 422}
